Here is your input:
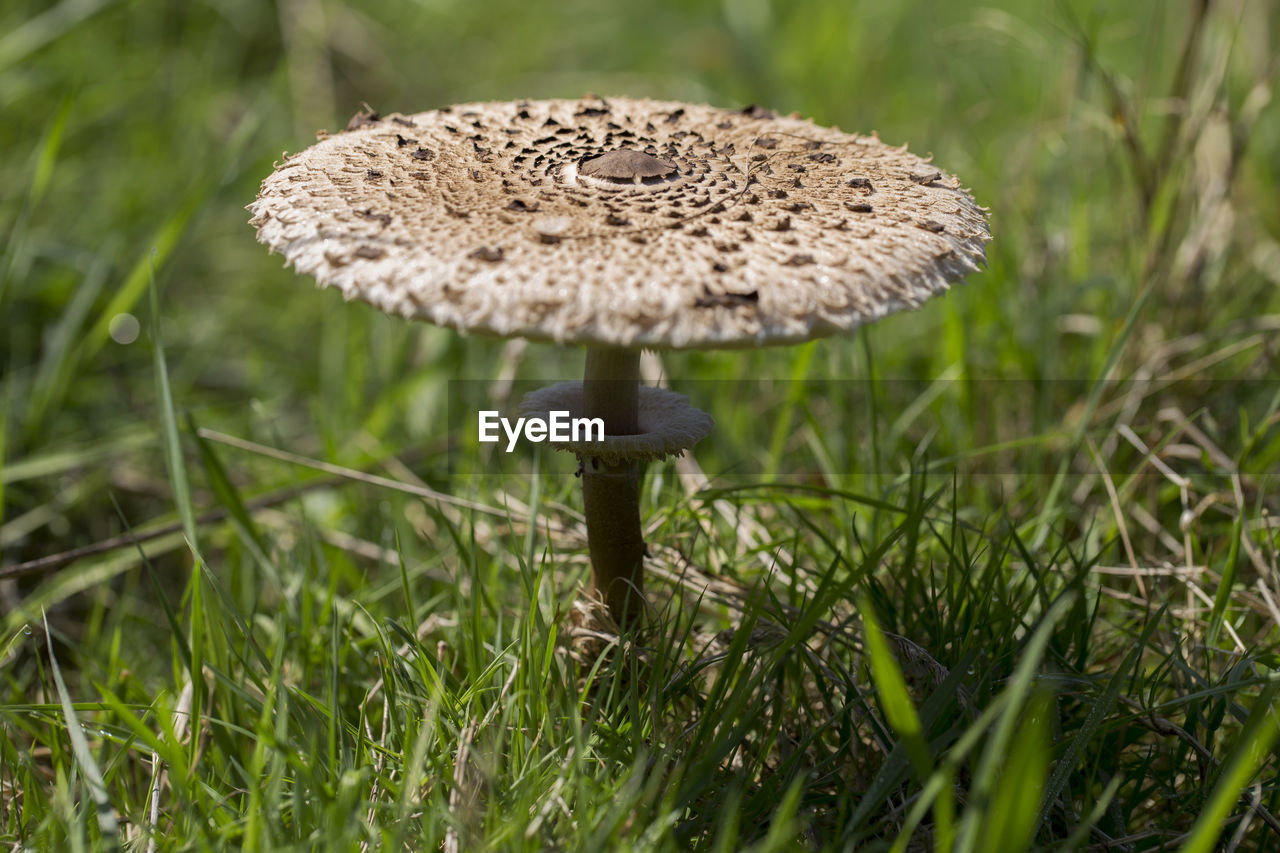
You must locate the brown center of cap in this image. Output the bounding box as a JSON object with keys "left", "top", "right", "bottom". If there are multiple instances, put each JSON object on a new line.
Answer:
{"left": 579, "top": 148, "right": 677, "bottom": 182}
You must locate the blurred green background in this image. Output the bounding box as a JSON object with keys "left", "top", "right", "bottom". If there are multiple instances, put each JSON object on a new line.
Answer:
{"left": 4, "top": 0, "right": 1276, "bottom": 514}
{"left": 3, "top": 0, "right": 1279, "bottom": 628}
{"left": 3, "top": 0, "right": 1279, "bottom": 641}
{"left": 4, "top": 0, "right": 1280, "bottom": 848}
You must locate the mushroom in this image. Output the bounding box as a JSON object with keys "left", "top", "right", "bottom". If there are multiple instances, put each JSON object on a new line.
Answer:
{"left": 249, "top": 97, "right": 990, "bottom": 627}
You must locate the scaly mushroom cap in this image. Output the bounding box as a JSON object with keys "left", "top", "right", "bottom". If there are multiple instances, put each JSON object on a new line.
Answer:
{"left": 249, "top": 97, "right": 990, "bottom": 349}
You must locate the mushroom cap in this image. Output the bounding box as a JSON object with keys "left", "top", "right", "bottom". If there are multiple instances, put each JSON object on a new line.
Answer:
{"left": 250, "top": 97, "right": 990, "bottom": 350}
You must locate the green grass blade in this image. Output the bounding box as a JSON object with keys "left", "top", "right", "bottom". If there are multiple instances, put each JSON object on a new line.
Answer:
{"left": 1060, "top": 776, "right": 1122, "bottom": 851}
{"left": 148, "top": 278, "right": 198, "bottom": 553}
{"left": 859, "top": 599, "right": 934, "bottom": 781}
{"left": 1205, "top": 515, "right": 1242, "bottom": 651}
{"left": 977, "top": 690, "right": 1052, "bottom": 853}
{"left": 1180, "top": 681, "right": 1280, "bottom": 853}
{"left": 745, "top": 774, "right": 806, "bottom": 853}
{"left": 882, "top": 690, "right": 1013, "bottom": 850}
{"left": 847, "top": 648, "right": 979, "bottom": 831}
{"left": 765, "top": 339, "right": 816, "bottom": 476}
{"left": 190, "top": 415, "right": 272, "bottom": 560}
{"left": 0, "top": 428, "right": 153, "bottom": 487}
{"left": 1033, "top": 605, "right": 1166, "bottom": 840}
{"left": 955, "top": 593, "right": 1073, "bottom": 853}
{"left": 43, "top": 612, "right": 119, "bottom": 846}
{"left": 0, "top": 96, "right": 73, "bottom": 305}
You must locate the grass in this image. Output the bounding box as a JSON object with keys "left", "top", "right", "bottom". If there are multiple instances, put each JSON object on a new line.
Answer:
{"left": 2, "top": 0, "right": 1279, "bottom": 849}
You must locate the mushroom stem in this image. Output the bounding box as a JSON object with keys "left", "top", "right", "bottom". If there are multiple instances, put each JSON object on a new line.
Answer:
{"left": 581, "top": 346, "right": 645, "bottom": 626}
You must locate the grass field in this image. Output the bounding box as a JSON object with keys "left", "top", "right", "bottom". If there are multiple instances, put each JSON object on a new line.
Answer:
{"left": 3, "top": 0, "right": 1280, "bottom": 849}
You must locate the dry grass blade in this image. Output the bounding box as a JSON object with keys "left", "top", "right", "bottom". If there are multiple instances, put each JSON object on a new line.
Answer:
{"left": 443, "top": 720, "right": 479, "bottom": 853}
{"left": 145, "top": 678, "right": 192, "bottom": 853}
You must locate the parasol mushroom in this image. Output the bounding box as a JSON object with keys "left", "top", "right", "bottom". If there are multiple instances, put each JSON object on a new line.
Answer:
{"left": 249, "top": 96, "right": 990, "bottom": 627}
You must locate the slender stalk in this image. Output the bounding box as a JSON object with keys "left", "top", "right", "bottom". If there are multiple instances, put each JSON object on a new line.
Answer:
{"left": 581, "top": 346, "right": 645, "bottom": 626}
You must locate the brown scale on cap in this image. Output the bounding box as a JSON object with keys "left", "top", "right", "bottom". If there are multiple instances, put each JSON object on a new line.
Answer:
{"left": 249, "top": 96, "right": 991, "bottom": 350}
{"left": 579, "top": 149, "right": 677, "bottom": 183}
